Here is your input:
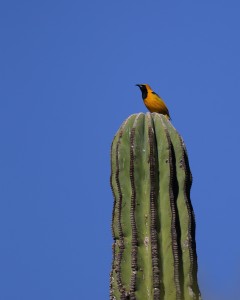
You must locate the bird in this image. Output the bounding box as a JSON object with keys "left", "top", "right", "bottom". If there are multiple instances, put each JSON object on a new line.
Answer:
{"left": 136, "top": 84, "right": 171, "bottom": 120}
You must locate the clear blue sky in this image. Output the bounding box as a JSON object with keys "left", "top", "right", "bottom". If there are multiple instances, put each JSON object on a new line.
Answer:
{"left": 1, "top": 1, "right": 240, "bottom": 299}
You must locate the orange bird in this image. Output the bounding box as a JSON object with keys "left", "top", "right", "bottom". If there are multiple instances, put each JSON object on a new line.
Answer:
{"left": 136, "top": 84, "right": 171, "bottom": 120}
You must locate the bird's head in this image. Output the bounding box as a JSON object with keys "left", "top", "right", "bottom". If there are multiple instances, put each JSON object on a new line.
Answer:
{"left": 136, "top": 84, "right": 151, "bottom": 99}
{"left": 136, "top": 84, "right": 146, "bottom": 90}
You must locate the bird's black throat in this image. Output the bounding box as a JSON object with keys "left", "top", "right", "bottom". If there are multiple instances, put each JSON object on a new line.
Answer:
{"left": 139, "top": 85, "right": 148, "bottom": 99}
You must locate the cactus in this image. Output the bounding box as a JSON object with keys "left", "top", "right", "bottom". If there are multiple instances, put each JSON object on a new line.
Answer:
{"left": 110, "top": 113, "right": 201, "bottom": 300}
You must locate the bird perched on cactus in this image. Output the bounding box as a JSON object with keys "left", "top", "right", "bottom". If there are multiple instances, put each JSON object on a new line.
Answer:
{"left": 136, "top": 84, "right": 171, "bottom": 120}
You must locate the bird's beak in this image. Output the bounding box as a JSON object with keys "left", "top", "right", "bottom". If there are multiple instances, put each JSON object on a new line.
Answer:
{"left": 136, "top": 84, "right": 141, "bottom": 88}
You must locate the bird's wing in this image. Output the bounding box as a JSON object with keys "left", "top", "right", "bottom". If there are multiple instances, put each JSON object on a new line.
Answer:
{"left": 152, "top": 92, "right": 170, "bottom": 114}
{"left": 152, "top": 91, "right": 160, "bottom": 97}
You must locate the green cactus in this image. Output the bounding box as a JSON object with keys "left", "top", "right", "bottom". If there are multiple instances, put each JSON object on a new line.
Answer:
{"left": 110, "top": 113, "right": 201, "bottom": 300}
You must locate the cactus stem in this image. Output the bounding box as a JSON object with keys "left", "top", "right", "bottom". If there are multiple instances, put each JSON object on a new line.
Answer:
{"left": 110, "top": 113, "right": 201, "bottom": 300}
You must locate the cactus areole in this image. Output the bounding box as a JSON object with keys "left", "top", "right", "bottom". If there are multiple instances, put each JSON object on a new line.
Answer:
{"left": 110, "top": 113, "right": 201, "bottom": 300}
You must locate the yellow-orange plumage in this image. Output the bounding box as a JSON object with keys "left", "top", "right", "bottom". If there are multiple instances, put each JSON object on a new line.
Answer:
{"left": 136, "top": 84, "right": 171, "bottom": 120}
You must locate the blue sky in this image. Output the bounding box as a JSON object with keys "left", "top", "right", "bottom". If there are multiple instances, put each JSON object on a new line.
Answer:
{"left": 1, "top": 1, "right": 240, "bottom": 299}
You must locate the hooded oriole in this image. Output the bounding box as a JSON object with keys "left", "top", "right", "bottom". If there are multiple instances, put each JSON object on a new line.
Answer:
{"left": 136, "top": 84, "right": 171, "bottom": 120}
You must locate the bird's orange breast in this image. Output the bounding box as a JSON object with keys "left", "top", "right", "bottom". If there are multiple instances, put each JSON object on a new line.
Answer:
{"left": 144, "top": 93, "right": 169, "bottom": 117}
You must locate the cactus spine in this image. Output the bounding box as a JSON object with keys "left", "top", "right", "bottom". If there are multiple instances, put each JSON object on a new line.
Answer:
{"left": 110, "top": 113, "right": 201, "bottom": 300}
